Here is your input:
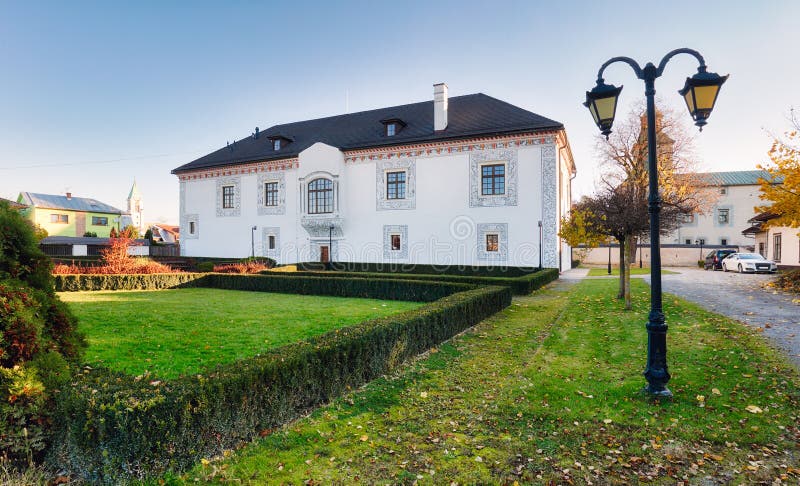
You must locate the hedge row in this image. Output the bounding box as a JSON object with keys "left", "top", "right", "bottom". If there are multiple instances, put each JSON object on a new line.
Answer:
{"left": 54, "top": 273, "right": 204, "bottom": 291}
{"left": 263, "top": 267, "right": 560, "bottom": 295}
{"left": 296, "top": 261, "right": 540, "bottom": 277}
{"left": 47, "top": 284, "right": 511, "bottom": 482}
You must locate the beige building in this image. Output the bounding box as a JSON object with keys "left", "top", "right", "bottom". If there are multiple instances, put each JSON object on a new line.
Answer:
{"left": 664, "top": 170, "right": 774, "bottom": 249}
{"left": 744, "top": 213, "right": 800, "bottom": 268}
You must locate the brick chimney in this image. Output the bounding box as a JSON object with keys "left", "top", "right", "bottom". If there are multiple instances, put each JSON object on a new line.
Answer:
{"left": 434, "top": 83, "right": 448, "bottom": 131}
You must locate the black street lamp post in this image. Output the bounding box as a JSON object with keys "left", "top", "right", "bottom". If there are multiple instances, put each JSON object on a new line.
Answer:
{"left": 538, "top": 220, "right": 543, "bottom": 269}
{"left": 607, "top": 240, "right": 612, "bottom": 275}
{"left": 251, "top": 226, "right": 257, "bottom": 258}
{"left": 584, "top": 48, "right": 727, "bottom": 397}
{"left": 696, "top": 238, "right": 704, "bottom": 261}
{"left": 328, "top": 225, "right": 335, "bottom": 270}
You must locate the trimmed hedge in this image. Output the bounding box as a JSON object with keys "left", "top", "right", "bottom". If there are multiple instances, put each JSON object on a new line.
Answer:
{"left": 48, "top": 284, "right": 511, "bottom": 482}
{"left": 297, "top": 261, "right": 540, "bottom": 277}
{"left": 201, "top": 273, "right": 474, "bottom": 302}
{"left": 54, "top": 273, "right": 204, "bottom": 291}
{"left": 263, "top": 268, "right": 560, "bottom": 295}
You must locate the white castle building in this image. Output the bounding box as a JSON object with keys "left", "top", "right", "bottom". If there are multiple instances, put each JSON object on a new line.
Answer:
{"left": 173, "top": 84, "right": 576, "bottom": 270}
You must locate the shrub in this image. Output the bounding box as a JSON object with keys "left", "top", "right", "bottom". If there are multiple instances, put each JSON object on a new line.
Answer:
{"left": 196, "top": 262, "right": 215, "bottom": 273}
{"left": 261, "top": 268, "right": 560, "bottom": 295}
{"left": 297, "top": 261, "right": 539, "bottom": 277}
{"left": 775, "top": 268, "right": 800, "bottom": 293}
{"left": 82, "top": 232, "right": 97, "bottom": 238}
{"left": 53, "top": 273, "right": 203, "bottom": 292}
{"left": 51, "top": 239, "right": 180, "bottom": 275}
{"left": 48, "top": 284, "right": 511, "bottom": 481}
{"left": 213, "top": 261, "right": 270, "bottom": 274}
{"left": 0, "top": 201, "right": 85, "bottom": 467}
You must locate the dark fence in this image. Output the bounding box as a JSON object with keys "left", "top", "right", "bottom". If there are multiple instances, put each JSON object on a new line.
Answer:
{"left": 149, "top": 244, "right": 180, "bottom": 257}
{"left": 39, "top": 244, "right": 72, "bottom": 257}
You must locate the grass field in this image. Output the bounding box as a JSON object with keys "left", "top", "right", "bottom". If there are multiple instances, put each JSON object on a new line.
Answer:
{"left": 176, "top": 279, "right": 800, "bottom": 484}
{"left": 586, "top": 267, "right": 678, "bottom": 276}
{"left": 61, "top": 288, "right": 422, "bottom": 379}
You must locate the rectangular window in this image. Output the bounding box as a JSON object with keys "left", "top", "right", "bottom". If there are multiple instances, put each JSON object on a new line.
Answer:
{"left": 91, "top": 216, "right": 108, "bottom": 226}
{"left": 386, "top": 171, "right": 406, "bottom": 200}
{"left": 682, "top": 213, "right": 694, "bottom": 224}
{"left": 391, "top": 234, "right": 401, "bottom": 251}
{"left": 717, "top": 208, "right": 729, "bottom": 224}
{"left": 273, "top": 139, "right": 281, "bottom": 151}
{"left": 685, "top": 238, "right": 692, "bottom": 245}
{"left": 264, "top": 182, "right": 278, "bottom": 207}
{"left": 222, "top": 185, "right": 234, "bottom": 209}
{"left": 720, "top": 238, "right": 727, "bottom": 246}
{"left": 773, "top": 233, "right": 782, "bottom": 262}
{"left": 386, "top": 123, "right": 396, "bottom": 136}
{"left": 481, "top": 164, "right": 505, "bottom": 195}
{"left": 268, "top": 235, "right": 276, "bottom": 250}
{"left": 50, "top": 214, "right": 68, "bottom": 224}
{"left": 308, "top": 178, "right": 333, "bottom": 214}
{"left": 720, "top": 187, "right": 728, "bottom": 195}
{"left": 698, "top": 238, "right": 705, "bottom": 245}
{"left": 758, "top": 241, "right": 765, "bottom": 257}
{"left": 189, "top": 222, "right": 196, "bottom": 235}
{"left": 486, "top": 234, "right": 499, "bottom": 252}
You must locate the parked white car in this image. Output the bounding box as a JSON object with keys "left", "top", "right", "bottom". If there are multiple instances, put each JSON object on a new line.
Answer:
{"left": 721, "top": 253, "right": 778, "bottom": 273}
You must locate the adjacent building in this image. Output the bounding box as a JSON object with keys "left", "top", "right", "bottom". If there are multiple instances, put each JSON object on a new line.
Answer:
{"left": 744, "top": 213, "right": 800, "bottom": 268}
{"left": 16, "top": 192, "right": 124, "bottom": 238}
{"left": 173, "top": 84, "right": 576, "bottom": 269}
{"left": 664, "top": 170, "right": 775, "bottom": 248}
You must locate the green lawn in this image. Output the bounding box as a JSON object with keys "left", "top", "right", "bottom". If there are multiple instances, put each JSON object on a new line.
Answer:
{"left": 61, "top": 288, "right": 422, "bottom": 379}
{"left": 586, "top": 267, "right": 677, "bottom": 276}
{"left": 175, "top": 279, "right": 800, "bottom": 484}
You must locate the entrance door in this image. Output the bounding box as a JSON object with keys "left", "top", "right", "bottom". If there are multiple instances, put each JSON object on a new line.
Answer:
{"left": 320, "top": 245, "right": 329, "bottom": 263}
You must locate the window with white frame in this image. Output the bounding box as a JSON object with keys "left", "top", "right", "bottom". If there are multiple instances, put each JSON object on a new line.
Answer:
{"left": 481, "top": 164, "right": 505, "bottom": 195}
{"left": 268, "top": 235, "right": 276, "bottom": 250}
{"left": 717, "top": 208, "right": 729, "bottom": 224}
{"left": 486, "top": 234, "right": 499, "bottom": 252}
{"left": 222, "top": 185, "right": 235, "bottom": 209}
{"left": 391, "top": 234, "right": 401, "bottom": 251}
{"left": 308, "top": 178, "right": 333, "bottom": 214}
{"left": 264, "top": 182, "right": 278, "bottom": 207}
{"left": 773, "top": 233, "right": 782, "bottom": 262}
{"left": 273, "top": 139, "right": 281, "bottom": 151}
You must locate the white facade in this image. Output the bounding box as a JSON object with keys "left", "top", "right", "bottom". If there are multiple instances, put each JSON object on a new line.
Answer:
{"left": 755, "top": 226, "right": 800, "bottom": 268}
{"left": 664, "top": 176, "right": 765, "bottom": 248}
{"left": 178, "top": 133, "right": 574, "bottom": 270}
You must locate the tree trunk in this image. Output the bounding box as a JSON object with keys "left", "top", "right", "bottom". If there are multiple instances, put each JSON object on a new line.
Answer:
{"left": 618, "top": 241, "right": 625, "bottom": 300}
{"left": 624, "top": 234, "right": 636, "bottom": 310}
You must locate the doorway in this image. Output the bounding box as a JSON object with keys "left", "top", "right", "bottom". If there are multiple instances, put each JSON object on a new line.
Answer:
{"left": 320, "top": 245, "right": 329, "bottom": 263}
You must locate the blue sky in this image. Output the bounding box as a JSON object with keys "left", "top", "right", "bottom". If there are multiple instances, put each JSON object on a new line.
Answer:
{"left": 1, "top": 1, "right": 797, "bottom": 224}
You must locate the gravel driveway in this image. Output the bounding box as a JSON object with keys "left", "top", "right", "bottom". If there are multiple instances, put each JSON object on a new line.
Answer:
{"left": 645, "top": 267, "right": 800, "bottom": 369}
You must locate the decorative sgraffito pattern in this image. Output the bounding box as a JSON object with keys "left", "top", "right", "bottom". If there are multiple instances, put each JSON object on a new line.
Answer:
{"left": 257, "top": 172, "right": 286, "bottom": 215}
{"left": 469, "top": 149, "right": 518, "bottom": 208}
{"left": 262, "top": 226, "right": 280, "bottom": 261}
{"left": 541, "top": 144, "right": 558, "bottom": 268}
{"left": 181, "top": 214, "right": 199, "bottom": 240}
{"left": 383, "top": 225, "right": 409, "bottom": 260}
{"left": 376, "top": 157, "right": 416, "bottom": 211}
{"left": 301, "top": 217, "right": 344, "bottom": 238}
{"left": 216, "top": 177, "right": 241, "bottom": 217}
{"left": 476, "top": 223, "right": 508, "bottom": 261}
{"left": 179, "top": 182, "right": 187, "bottom": 255}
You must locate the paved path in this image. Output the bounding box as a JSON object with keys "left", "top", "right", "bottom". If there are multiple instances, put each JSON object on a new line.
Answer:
{"left": 648, "top": 267, "right": 800, "bottom": 369}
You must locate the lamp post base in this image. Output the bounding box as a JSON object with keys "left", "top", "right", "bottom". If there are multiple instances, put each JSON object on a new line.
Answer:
{"left": 643, "top": 386, "right": 673, "bottom": 398}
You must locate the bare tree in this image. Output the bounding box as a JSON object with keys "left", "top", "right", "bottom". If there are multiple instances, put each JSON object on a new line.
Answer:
{"left": 593, "top": 103, "right": 710, "bottom": 309}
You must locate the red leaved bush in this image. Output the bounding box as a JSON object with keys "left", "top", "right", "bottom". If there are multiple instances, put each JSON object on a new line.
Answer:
{"left": 52, "top": 239, "right": 180, "bottom": 274}
{"left": 212, "top": 261, "right": 270, "bottom": 274}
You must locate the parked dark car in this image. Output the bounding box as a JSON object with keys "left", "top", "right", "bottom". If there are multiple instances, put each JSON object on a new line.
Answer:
{"left": 703, "top": 249, "right": 737, "bottom": 270}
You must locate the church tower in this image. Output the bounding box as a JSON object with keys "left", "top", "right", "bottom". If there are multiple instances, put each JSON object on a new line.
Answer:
{"left": 127, "top": 180, "right": 143, "bottom": 233}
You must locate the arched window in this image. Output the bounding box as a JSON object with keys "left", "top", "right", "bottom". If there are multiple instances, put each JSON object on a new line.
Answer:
{"left": 308, "top": 178, "right": 333, "bottom": 214}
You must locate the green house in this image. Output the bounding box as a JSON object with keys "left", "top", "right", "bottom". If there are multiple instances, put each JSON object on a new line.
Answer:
{"left": 17, "top": 192, "right": 124, "bottom": 238}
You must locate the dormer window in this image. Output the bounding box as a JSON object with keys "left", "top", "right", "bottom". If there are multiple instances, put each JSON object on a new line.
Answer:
{"left": 380, "top": 117, "right": 406, "bottom": 137}
{"left": 268, "top": 135, "right": 292, "bottom": 151}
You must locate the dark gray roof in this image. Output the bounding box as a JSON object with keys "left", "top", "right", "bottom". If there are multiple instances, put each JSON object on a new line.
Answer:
{"left": 40, "top": 236, "right": 149, "bottom": 246}
{"left": 173, "top": 93, "right": 563, "bottom": 173}
{"left": 1, "top": 197, "right": 27, "bottom": 209}
{"left": 19, "top": 192, "right": 123, "bottom": 214}
{"left": 696, "top": 170, "right": 781, "bottom": 186}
